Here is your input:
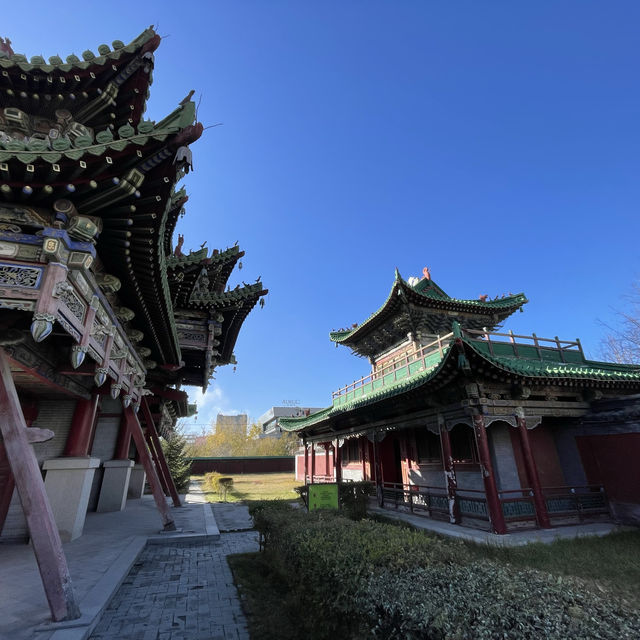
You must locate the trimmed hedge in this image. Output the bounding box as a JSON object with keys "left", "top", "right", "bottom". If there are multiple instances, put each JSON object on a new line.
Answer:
{"left": 249, "top": 504, "right": 640, "bottom": 639}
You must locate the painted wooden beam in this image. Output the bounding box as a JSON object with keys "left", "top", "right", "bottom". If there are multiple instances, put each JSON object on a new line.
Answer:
{"left": 141, "top": 397, "right": 181, "bottom": 507}
{"left": 123, "top": 405, "right": 176, "bottom": 530}
{"left": 0, "top": 348, "right": 80, "bottom": 621}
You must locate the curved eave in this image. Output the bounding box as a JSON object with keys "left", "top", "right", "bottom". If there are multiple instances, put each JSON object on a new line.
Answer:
{"left": 329, "top": 274, "right": 527, "bottom": 345}
{"left": 217, "top": 288, "right": 268, "bottom": 363}
{"left": 464, "top": 339, "right": 640, "bottom": 385}
{"left": 0, "top": 29, "right": 157, "bottom": 72}
{"left": 0, "top": 29, "right": 160, "bottom": 129}
{"left": 281, "top": 338, "right": 640, "bottom": 436}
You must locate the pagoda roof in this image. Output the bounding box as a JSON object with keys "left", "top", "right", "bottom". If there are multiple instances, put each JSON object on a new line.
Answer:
{"left": 167, "top": 245, "right": 245, "bottom": 308}
{"left": 280, "top": 335, "right": 640, "bottom": 435}
{"left": 329, "top": 269, "right": 528, "bottom": 358}
{"left": 0, "top": 28, "right": 160, "bottom": 130}
{"left": 0, "top": 95, "right": 203, "bottom": 368}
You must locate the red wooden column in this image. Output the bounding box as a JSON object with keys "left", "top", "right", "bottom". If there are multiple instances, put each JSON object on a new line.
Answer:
{"left": 361, "top": 438, "right": 367, "bottom": 480}
{"left": 472, "top": 413, "right": 507, "bottom": 534}
{"left": 144, "top": 430, "right": 169, "bottom": 495}
{"left": 63, "top": 395, "right": 100, "bottom": 457}
{"left": 310, "top": 443, "right": 316, "bottom": 483}
{"left": 123, "top": 406, "right": 175, "bottom": 530}
{"left": 141, "top": 398, "right": 181, "bottom": 507}
{"left": 439, "top": 421, "right": 460, "bottom": 524}
{"left": 0, "top": 348, "right": 80, "bottom": 621}
{"left": 324, "top": 443, "right": 330, "bottom": 478}
{"left": 335, "top": 439, "right": 342, "bottom": 483}
{"left": 303, "top": 440, "right": 309, "bottom": 485}
{"left": 331, "top": 445, "right": 336, "bottom": 480}
{"left": 515, "top": 409, "right": 551, "bottom": 529}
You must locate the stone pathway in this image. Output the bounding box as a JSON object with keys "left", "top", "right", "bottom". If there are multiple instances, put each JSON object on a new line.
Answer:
{"left": 210, "top": 503, "right": 253, "bottom": 532}
{"left": 89, "top": 526, "right": 258, "bottom": 640}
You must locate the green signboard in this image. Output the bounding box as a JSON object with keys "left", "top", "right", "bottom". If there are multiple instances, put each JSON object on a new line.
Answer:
{"left": 308, "top": 483, "right": 339, "bottom": 511}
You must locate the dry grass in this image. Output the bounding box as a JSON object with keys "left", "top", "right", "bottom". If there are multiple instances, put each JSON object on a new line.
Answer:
{"left": 195, "top": 472, "right": 300, "bottom": 503}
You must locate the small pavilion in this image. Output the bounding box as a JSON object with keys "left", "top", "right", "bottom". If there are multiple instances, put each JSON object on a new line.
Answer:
{"left": 283, "top": 268, "right": 640, "bottom": 534}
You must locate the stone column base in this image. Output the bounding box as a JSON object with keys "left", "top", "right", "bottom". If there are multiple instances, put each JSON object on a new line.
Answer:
{"left": 97, "top": 459, "right": 134, "bottom": 513}
{"left": 127, "top": 464, "right": 146, "bottom": 499}
{"left": 43, "top": 457, "right": 101, "bottom": 542}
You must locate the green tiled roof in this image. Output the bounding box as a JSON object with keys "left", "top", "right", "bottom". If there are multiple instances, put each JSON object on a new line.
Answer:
{"left": 0, "top": 102, "right": 195, "bottom": 164}
{"left": 166, "top": 246, "right": 242, "bottom": 269}
{"left": 469, "top": 341, "right": 640, "bottom": 381}
{"left": 0, "top": 29, "right": 156, "bottom": 72}
{"left": 329, "top": 269, "right": 527, "bottom": 343}
{"left": 190, "top": 282, "right": 265, "bottom": 307}
{"left": 280, "top": 336, "right": 640, "bottom": 434}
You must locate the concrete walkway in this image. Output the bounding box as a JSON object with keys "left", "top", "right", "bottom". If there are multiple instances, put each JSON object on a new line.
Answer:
{"left": 369, "top": 505, "right": 624, "bottom": 546}
{"left": 0, "top": 483, "right": 255, "bottom": 640}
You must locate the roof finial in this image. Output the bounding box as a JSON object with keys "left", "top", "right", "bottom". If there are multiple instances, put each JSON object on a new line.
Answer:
{"left": 422, "top": 266, "right": 431, "bottom": 280}
{"left": 0, "top": 37, "right": 14, "bottom": 57}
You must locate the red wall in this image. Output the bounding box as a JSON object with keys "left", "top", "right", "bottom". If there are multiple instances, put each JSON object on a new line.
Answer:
{"left": 576, "top": 434, "right": 640, "bottom": 503}
{"left": 189, "top": 457, "right": 294, "bottom": 475}
{"left": 509, "top": 425, "right": 565, "bottom": 488}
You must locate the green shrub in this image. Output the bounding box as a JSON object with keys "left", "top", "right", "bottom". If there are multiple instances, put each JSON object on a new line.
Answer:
{"left": 251, "top": 504, "right": 640, "bottom": 640}
{"left": 203, "top": 471, "right": 223, "bottom": 493}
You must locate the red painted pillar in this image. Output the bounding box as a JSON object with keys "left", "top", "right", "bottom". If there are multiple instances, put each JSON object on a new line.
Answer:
{"left": 331, "top": 445, "right": 336, "bottom": 480}
{"left": 63, "top": 395, "right": 100, "bottom": 457}
{"left": 303, "top": 440, "right": 308, "bottom": 485}
{"left": 335, "top": 440, "right": 342, "bottom": 483}
{"left": 123, "top": 406, "right": 175, "bottom": 530}
{"left": 515, "top": 410, "right": 551, "bottom": 529}
{"left": 439, "top": 422, "right": 460, "bottom": 524}
{"left": 361, "top": 438, "right": 367, "bottom": 481}
{"left": 0, "top": 348, "right": 80, "bottom": 621}
{"left": 324, "top": 443, "right": 330, "bottom": 478}
{"left": 142, "top": 398, "right": 181, "bottom": 507}
{"left": 113, "top": 415, "right": 131, "bottom": 460}
{"left": 310, "top": 444, "right": 316, "bottom": 483}
{"left": 145, "top": 430, "right": 169, "bottom": 494}
{"left": 472, "top": 413, "right": 507, "bottom": 534}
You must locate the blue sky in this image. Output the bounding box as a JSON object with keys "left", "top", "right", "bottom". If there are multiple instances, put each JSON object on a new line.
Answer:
{"left": 5, "top": 2, "right": 639, "bottom": 430}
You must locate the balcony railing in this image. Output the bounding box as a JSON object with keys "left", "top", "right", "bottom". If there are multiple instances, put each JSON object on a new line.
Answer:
{"left": 332, "top": 333, "right": 453, "bottom": 405}
{"left": 332, "top": 328, "right": 587, "bottom": 405}
{"left": 462, "top": 328, "right": 585, "bottom": 363}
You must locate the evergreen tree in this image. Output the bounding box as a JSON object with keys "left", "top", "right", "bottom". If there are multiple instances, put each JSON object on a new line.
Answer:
{"left": 161, "top": 428, "right": 192, "bottom": 494}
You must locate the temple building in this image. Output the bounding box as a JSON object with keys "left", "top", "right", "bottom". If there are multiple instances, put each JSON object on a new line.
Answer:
{"left": 284, "top": 268, "right": 640, "bottom": 535}
{"left": 0, "top": 29, "right": 266, "bottom": 621}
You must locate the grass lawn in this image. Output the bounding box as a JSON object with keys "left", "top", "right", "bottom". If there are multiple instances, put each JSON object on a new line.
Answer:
{"left": 468, "top": 529, "right": 640, "bottom": 604}
{"left": 194, "top": 472, "right": 300, "bottom": 503}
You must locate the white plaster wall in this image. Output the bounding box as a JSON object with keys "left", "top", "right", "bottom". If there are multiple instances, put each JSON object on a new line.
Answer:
{"left": 1, "top": 400, "right": 76, "bottom": 543}
{"left": 488, "top": 423, "right": 521, "bottom": 491}
{"left": 342, "top": 467, "right": 364, "bottom": 481}
{"left": 87, "top": 400, "right": 122, "bottom": 511}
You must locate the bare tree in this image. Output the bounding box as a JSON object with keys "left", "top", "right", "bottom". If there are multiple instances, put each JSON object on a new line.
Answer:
{"left": 601, "top": 281, "right": 640, "bottom": 364}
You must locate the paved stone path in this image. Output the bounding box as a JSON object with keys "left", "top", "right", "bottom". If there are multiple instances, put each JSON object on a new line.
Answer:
{"left": 89, "top": 530, "right": 259, "bottom": 640}
{"left": 210, "top": 503, "right": 253, "bottom": 532}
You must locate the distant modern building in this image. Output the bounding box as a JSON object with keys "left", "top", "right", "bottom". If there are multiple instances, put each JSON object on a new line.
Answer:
{"left": 258, "top": 407, "right": 323, "bottom": 437}
{"left": 215, "top": 413, "right": 248, "bottom": 435}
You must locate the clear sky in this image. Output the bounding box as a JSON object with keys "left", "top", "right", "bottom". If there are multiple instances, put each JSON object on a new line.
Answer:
{"left": 4, "top": 2, "right": 639, "bottom": 431}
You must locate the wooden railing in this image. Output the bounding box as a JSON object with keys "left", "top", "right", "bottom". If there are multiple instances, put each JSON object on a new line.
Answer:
{"left": 378, "top": 483, "right": 608, "bottom": 529}
{"left": 332, "top": 328, "right": 586, "bottom": 402}
{"left": 462, "top": 328, "right": 584, "bottom": 362}
{"left": 332, "top": 332, "right": 453, "bottom": 401}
